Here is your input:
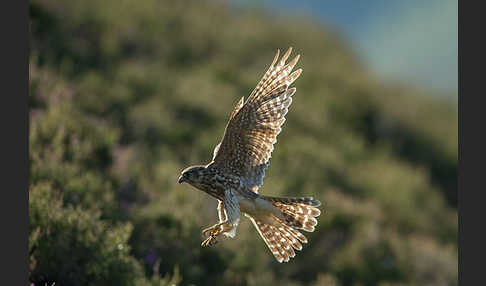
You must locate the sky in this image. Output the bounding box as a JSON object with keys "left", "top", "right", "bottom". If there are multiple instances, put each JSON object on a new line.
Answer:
{"left": 231, "top": 0, "right": 458, "bottom": 95}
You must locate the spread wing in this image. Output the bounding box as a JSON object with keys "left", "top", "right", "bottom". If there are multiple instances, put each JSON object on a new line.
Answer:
{"left": 211, "top": 47, "right": 302, "bottom": 192}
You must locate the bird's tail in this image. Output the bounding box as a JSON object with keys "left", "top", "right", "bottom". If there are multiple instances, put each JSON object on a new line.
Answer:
{"left": 250, "top": 196, "right": 321, "bottom": 262}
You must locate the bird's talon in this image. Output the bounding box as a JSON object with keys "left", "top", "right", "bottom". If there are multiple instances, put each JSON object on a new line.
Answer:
{"left": 201, "top": 235, "right": 218, "bottom": 247}
{"left": 202, "top": 223, "right": 222, "bottom": 237}
{"left": 201, "top": 223, "right": 224, "bottom": 247}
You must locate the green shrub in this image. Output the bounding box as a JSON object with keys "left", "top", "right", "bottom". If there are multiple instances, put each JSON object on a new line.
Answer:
{"left": 29, "top": 0, "right": 457, "bottom": 285}
{"left": 29, "top": 183, "right": 144, "bottom": 285}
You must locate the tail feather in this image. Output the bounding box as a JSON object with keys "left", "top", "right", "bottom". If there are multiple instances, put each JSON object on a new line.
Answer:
{"left": 263, "top": 195, "right": 321, "bottom": 232}
{"left": 271, "top": 224, "right": 296, "bottom": 260}
{"left": 262, "top": 195, "right": 321, "bottom": 207}
{"left": 250, "top": 218, "right": 297, "bottom": 263}
{"left": 250, "top": 195, "right": 322, "bottom": 262}
{"left": 277, "top": 224, "right": 303, "bottom": 250}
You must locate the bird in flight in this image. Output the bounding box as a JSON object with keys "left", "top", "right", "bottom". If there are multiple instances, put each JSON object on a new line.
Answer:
{"left": 178, "top": 47, "right": 321, "bottom": 263}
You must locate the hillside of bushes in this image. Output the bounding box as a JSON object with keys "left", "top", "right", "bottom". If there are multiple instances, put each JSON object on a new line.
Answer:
{"left": 29, "top": 0, "right": 457, "bottom": 285}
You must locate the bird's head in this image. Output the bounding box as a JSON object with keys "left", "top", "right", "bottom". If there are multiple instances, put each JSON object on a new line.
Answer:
{"left": 178, "top": 165, "right": 206, "bottom": 185}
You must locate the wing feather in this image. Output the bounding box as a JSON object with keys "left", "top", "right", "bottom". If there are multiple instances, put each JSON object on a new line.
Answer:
{"left": 211, "top": 48, "right": 302, "bottom": 192}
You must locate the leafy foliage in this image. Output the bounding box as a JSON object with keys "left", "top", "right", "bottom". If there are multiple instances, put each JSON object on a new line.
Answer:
{"left": 29, "top": 0, "right": 457, "bottom": 285}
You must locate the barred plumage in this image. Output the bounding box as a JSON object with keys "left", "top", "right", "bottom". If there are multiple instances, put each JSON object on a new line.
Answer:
{"left": 211, "top": 47, "right": 302, "bottom": 189}
{"left": 179, "top": 47, "right": 322, "bottom": 263}
{"left": 274, "top": 201, "right": 321, "bottom": 232}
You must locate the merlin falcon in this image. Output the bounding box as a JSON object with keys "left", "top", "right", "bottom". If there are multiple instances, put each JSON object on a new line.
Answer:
{"left": 178, "top": 47, "right": 321, "bottom": 263}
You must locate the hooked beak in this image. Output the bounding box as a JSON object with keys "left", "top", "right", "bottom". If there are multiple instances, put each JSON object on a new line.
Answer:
{"left": 178, "top": 175, "right": 184, "bottom": 184}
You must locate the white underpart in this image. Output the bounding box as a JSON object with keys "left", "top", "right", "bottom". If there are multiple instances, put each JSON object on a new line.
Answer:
{"left": 237, "top": 194, "right": 283, "bottom": 227}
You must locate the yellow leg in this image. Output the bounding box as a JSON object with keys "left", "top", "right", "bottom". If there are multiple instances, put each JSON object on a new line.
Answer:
{"left": 200, "top": 221, "right": 236, "bottom": 247}
{"left": 201, "top": 222, "right": 223, "bottom": 237}
{"left": 201, "top": 235, "right": 218, "bottom": 247}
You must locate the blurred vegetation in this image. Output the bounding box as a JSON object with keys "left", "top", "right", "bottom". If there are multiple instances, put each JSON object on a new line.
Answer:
{"left": 29, "top": 0, "right": 457, "bottom": 285}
